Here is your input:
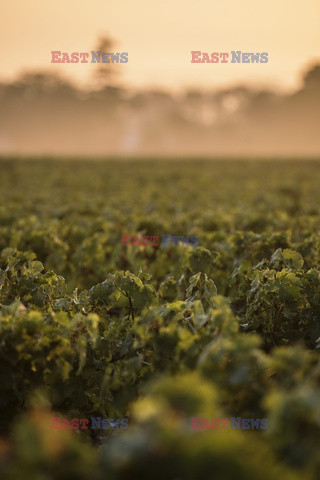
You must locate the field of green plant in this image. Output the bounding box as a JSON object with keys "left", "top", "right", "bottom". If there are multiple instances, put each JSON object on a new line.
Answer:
{"left": 0, "top": 158, "right": 320, "bottom": 480}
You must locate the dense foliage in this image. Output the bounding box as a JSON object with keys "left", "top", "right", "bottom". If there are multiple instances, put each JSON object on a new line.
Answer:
{"left": 0, "top": 158, "right": 319, "bottom": 480}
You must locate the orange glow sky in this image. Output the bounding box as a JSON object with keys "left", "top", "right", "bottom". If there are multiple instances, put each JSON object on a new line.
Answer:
{"left": 1, "top": 0, "right": 319, "bottom": 92}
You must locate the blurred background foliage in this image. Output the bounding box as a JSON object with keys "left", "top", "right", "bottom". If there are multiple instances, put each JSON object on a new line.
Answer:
{"left": 0, "top": 63, "right": 319, "bottom": 156}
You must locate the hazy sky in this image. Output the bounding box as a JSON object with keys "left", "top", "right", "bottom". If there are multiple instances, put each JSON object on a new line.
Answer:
{"left": 1, "top": 0, "right": 319, "bottom": 92}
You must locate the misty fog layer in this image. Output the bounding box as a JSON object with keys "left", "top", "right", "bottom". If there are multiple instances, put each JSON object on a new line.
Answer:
{"left": 0, "top": 65, "right": 319, "bottom": 157}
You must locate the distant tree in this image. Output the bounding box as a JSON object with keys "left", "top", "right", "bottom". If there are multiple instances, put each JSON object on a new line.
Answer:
{"left": 303, "top": 64, "right": 320, "bottom": 90}
{"left": 92, "top": 35, "right": 120, "bottom": 89}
